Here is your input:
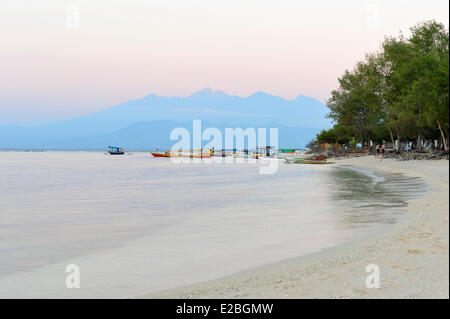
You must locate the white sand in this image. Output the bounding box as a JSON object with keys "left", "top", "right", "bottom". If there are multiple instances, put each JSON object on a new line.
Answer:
{"left": 141, "top": 157, "right": 449, "bottom": 299}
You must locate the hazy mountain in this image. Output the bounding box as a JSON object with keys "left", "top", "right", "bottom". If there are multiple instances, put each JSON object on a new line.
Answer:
{"left": 0, "top": 89, "right": 331, "bottom": 150}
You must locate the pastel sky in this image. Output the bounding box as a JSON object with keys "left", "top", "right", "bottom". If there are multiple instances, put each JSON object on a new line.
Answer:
{"left": 0, "top": 0, "right": 448, "bottom": 125}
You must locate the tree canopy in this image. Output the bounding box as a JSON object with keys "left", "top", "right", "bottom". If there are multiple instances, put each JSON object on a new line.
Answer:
{"left": 317, "top": 20, "right": 449, "bottom": 151}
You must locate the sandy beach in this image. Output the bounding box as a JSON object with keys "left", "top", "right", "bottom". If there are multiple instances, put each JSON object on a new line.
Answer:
{"left": 141, "top": 157, "right": 449, "bottom": 299}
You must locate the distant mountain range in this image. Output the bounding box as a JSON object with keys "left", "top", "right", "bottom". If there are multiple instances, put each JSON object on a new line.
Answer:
{"left": 0, "top": 89, "right": 332, "bottom": 150}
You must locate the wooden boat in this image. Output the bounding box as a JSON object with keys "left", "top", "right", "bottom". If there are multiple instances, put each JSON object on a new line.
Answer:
{"left": 285, "top": 158, "right": 335, "bottom": 165}
{"left": 151, "top": 152, "right": 170, "bottom": 158}
{"left": 151, "top": 152, "right": 212, "bottom": 158}
{"left": 107, "top": 146, "right": 125, "bottom": 155}
{"left": 151, "top": 149, "right": 213, "bottom": 158}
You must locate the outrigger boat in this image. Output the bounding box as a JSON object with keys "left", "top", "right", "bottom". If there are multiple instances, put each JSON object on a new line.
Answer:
{"left": 285, "top": 158, "right": 335, "bottom": 165}
{"left": 211, "top": 149, "right": 261, "bottom": 159}
{"left": 151, "top": 148, "right": 213, "bottom": 158}
{"left": 107, "top": 146, "right": 125, "bottom": 155}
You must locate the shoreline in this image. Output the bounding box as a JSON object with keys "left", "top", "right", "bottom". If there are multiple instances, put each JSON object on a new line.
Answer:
{"left": 138, "top": 157, "right": 449, "bottom": 299}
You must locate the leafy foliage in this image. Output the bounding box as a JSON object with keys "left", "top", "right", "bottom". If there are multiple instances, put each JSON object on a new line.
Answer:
{"left": 319, "top": 20, "right": 449, "bottom": 150}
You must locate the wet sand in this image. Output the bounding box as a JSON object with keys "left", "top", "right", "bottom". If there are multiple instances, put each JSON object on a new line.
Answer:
{"left": 141, "top": 157, "right": 449, "bottom": 299}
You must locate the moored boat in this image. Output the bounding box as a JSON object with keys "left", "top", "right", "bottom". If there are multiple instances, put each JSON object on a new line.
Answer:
{"left": 151, "top": 149, "right": 213, "bottom": 158}
{"left": 107, "top": 146, "right": 125, "bottom": 155}
{"left": 285, "top": 158, "right": 335, "bottom": 164}
{"left": 151, "top": 152, "right": 170, "bottom": 158}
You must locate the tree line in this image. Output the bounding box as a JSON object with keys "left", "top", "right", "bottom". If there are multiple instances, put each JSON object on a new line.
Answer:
{"left": 315, "top": 20, "right": 449, "bottom": 151}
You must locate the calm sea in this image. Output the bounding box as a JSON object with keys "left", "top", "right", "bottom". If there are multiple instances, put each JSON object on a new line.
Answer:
{"left": 0, "top": 151, "right": 425, "bottom": 297}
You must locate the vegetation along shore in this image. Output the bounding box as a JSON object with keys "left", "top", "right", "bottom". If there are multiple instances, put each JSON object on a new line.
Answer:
{"left": 313, "top": 21, "right": 449, "bottom": 155}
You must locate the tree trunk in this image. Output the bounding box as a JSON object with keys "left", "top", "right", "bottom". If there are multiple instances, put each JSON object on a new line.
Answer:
{"left": 417, "top": 132, "right": 423, "bottom": 151}
{"left": 437, "top": 118, "right": 448, "bottom": 151}
{"left": 396, "top": 129, "right": 401, "bottom": 151}
{"left": 388, "top": 127, "right": 395, "bottom": 151}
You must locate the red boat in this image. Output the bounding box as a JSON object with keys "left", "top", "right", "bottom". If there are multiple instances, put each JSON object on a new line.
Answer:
{"left": 151, "top": 152, "right": 170, "bottom": 158}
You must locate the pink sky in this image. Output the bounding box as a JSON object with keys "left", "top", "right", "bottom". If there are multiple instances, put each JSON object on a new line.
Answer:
{"left": 0, "top": 0, "right": 448, "bottom": 124}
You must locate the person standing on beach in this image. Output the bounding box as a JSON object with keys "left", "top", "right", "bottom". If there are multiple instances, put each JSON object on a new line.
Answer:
{"left": 381, "top": 143, "right": 386, "bottom": 159}
{"left": 375, "top": 144, "right": 380, "bottom": 158}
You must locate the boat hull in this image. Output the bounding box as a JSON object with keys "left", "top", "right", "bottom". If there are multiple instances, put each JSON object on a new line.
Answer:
{"left": 151, "top": 152, "right": 170, "bottom": 158}
{"left": 285, "top": 158, "right": 335, "bottom": 165}
{"left": 151, "top": 152, "right": 211, "bottom": 158}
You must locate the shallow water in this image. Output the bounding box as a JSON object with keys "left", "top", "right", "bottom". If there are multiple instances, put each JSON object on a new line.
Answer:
{"left": 0, "top": 152, "right": 426, "bottom": 298}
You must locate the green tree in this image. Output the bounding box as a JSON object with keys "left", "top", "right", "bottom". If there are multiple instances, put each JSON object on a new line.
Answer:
{"left": 327, "top": 53, "right": 386, "bottom": 145}
{"left": 326, "top": 20, "right": 449, "bottom": 151}
{"left": 316, "top": 125, "right": 354, "bottom": 145}
{"left": 383, "top": 21, "right": 449, "bottom": 150}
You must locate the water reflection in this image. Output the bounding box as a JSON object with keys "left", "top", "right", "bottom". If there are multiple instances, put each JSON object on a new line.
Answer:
{"left": 327, "top": 165, "right": 427, "bottom": 230}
